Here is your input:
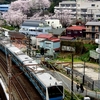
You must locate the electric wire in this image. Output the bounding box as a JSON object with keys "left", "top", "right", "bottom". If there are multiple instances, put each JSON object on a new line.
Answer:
{"left": 46, "top": 61, "right": 81, "bottom": 100}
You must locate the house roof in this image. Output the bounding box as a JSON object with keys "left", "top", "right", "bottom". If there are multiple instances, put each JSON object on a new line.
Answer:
{"left": 67, "top": 26, "right": 86, "bottom": 30}
{"left": 36, "top": 34, "right": 53, "bottom": 39}
{"left": 85, "top": 21, "right": 100, "bottom": 26}
{"left": 9, "top": 32, "right": 25, "bottom": 39}
{"left": 21, "top": 20, "right": 49, "bottom": 27}
{"left": 48, "top": 28, "right": 65, "bottom": 35}
{"left": 48, "top": 37, "right": 60, "bottom": 42}
{"left": 60, "top": 36, "right": 74, "bottom": 40}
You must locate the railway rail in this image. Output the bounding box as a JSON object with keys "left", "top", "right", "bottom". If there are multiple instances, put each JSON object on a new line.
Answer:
{"left": 0, "top": 51, "right": 42, "bottom": 100}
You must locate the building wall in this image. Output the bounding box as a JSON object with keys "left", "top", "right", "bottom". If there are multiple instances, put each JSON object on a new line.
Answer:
{"left": 54, "top": 1, "right": 100, "bottom": 19}
{"left": 40, "top": 41, "right": 60, "bottom": 51}
{"left": 0, "top": 4, "right": 10, "bottom": 12}
{"left": 86, "top": 26, "right": 100, "bottom": 32}
{"left": 36, "top": 38, "right": 46, "bottom": 46}
{"left": 66, "top": 30, "right": 83, "bottom": 37}
{"left": 19, "top": 26, "right": 51, "bottom": 36}
{"left": 53, "top": 42, "right": 60, "bottom": 49}
{"left": 45, "top": 19, "right": 62, "bottom": 29}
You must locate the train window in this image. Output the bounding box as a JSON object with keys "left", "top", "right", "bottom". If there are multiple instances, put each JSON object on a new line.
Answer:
{"left": 48, "top": 86, "right": 63, "bottom": 98}
{"left": 30, "top": 73, "right": 32, "bottom": 77}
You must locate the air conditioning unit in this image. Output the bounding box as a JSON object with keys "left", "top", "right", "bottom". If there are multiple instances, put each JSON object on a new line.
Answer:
{"left": 95, "top": 39, "right": 100, "bottom": 44}
{"left": 96, "top": 48, "right": 100, "bottom": 54}
{"left": 84, "top": 97, "right": 90, "bottom": 100}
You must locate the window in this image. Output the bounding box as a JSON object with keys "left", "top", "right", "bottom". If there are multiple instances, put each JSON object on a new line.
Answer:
{"left": 72, "top": 9, "right": 76, "bottom": 12}
{"left": 92, "top": 26, "right": 95, "bottom": 31}
{"left": 45, "top": 29, "right": 49, "bottom": 32}
{"left": 66, "top": 4, "right": 70, "bottom": 7}
{"left": 80, "top": 31, "right": 82, "bottom": 33}
{"left": 91, "top": 4, "right": 95, "bottom": 6}
{"left": 61, "top": 4, "right": 65, "bottom": 7}
{"left": 96, "top": 15, "right": 100, "bottom": 17}
{"left": 74, "top": 31, "right": 78, "bottom": 34}
{"left": 99, "top": 27, "right": 100, "bottom": 32}
{"left": 48, "top": 21, "right": 50, "bottom": 24}
{"left": 37, "top": 29, "right": 43, "bottom": 32}
{"left": 71, "top": 4, "right": 76, "bottom": 7}
{"left": 67, "top": 31, "right": 71, "bottom": 34}
{"left": 78, "top": 4, "right": 80, "bottom": 7}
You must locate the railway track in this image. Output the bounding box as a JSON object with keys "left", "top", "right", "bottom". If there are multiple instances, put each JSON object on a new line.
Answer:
{"left": 0, "top": 51, "right": 30, "bottom": 100}
{"left": 0, "top": 51, "right": 42, "bottom": 100}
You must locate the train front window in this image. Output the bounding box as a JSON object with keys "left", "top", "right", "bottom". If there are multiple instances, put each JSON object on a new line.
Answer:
{"left": 48, "top": 86, "right": 63, "bottom": 98}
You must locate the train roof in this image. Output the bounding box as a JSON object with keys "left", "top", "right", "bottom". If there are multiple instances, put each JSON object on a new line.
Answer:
{"left": 24, "top": 60, "right": 45, "bottom": 73}
{"left": 24, "top": 59, "right": 62, "bottom": 87}
{"left": 37, "top": 72, "right": 62, "bottom": 87}
{"left": 23, "top": 60, "right": 38, "bottom": 65}
{"left": 17, "top": 55, "right": 33, "bottom": 62}
{"left": 0, "top": 39, "right": 63, "bottom": 88}
{"left": 6, "top": 45, "right": 23, "bottom": 55}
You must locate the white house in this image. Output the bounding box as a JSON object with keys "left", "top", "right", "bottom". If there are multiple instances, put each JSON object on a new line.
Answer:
{"left": 45, "top": 19, "right": 62, "bottom": 29}
{"left": 54, "top": 0, "right": 100, "bottom": 20}
{"left": 19, "top": 20, "right": 52, "bottom": 36}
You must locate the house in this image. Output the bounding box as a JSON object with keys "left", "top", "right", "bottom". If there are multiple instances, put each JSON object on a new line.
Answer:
{"left": 54, "top": 0, "right": 100, "bottom": 20}
{"left": 36, "top": 34, "right": 60, "bottom": 55}
{"left": 85, "top": 21, "right": 100, "bottom": 39}
{"left": 48, "top": 28, "right": 66, "bottom": 38}
{"left": 66, "top": 25, "right": 86, "bottom": 38}
{"left": 40, "top": 37, "right": 60, "bottom": 56}
{"left": 19, "top": 20, "right": 52, "bottom": 36}
{"left": 36, "top": 34, "right": 53, "bottom": 48}
{"left": 8, "top": 31, "right": 26, "bottom": 41}
{"left": 45, "top": 19, "right": 62, "bottom": 29}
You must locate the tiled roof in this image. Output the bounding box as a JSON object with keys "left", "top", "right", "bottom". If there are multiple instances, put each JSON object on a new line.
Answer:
{"left": 48, "top": 37, "right": 60, "bottom": 42}
{"left": 85, "top": 21, "right": 100, "bottom": 26}
{"left": 48, "top": 28, "right": 65, "bottom": 35}
{"left": 67, "top": 26, "right": 86, "bottom": 30}
{"left": 36, "top": 34, "right": 53, "bottom": 39}
{"left": 21, "top": 20, "right": 49, "bottom": 27}
{"left": 9, "top": 32, "right": 25, "bottom": 39}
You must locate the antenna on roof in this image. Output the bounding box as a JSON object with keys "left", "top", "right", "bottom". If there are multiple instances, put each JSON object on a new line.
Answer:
{"left": 55, "top": 82, "right": 57, "bottom": 85}
{"left": 50, "top": 77, "right": 52, "bottom": 79}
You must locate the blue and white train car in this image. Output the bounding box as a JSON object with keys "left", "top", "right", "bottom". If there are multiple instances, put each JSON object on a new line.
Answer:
{"left": 0, "top": 39, "right": 64, "bottom": 100}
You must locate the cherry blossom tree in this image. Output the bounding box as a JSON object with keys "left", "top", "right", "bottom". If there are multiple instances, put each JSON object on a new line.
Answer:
{"left": 11, "top": 0, "right": 51, "bottom": 15}
{"left": 9, "top": 0, "right": 33, "bottom": 14}
{"left": 52, "top": 9, "right": 73, "bottom": 27}
{"left": 30, "top": 11, "right": 51, "bottom": 20}
{"left": 30, "top": 8, "right": 72, "bottom": 27}
{"left": 32, "top": 0, "right": 51, "bottom": 9}
{"left": 2, "top": 0, "right": 51, "bottom": 27}
{"left": 3, "top": 10, "right": 27, "bottom": 27}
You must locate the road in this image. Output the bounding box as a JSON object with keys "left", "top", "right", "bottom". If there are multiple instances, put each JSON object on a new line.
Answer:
{"left": 50, "top": 70, "right": 100, "bottom": 100}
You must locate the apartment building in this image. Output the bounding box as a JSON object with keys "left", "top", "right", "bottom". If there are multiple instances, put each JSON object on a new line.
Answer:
{"left": 54, "top": 0, "right": 100, "bottom": 20}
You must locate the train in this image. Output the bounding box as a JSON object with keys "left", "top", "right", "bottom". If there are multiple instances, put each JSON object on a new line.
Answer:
{"left": 0, "top": 38, "right": 64, "bottom": 100}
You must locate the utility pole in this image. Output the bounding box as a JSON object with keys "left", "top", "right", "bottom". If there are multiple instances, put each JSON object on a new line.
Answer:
{"left": 8, "top": 55, "right": 12, "bottom": 100}
{"left": 26, "top": 35, "right": 31, "bottom": 57}
{"left": 83, "top": 61, "right": 85, "bottom": 85}
{"left": 71, "top": 54, "right": 74, "bottom": 100}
